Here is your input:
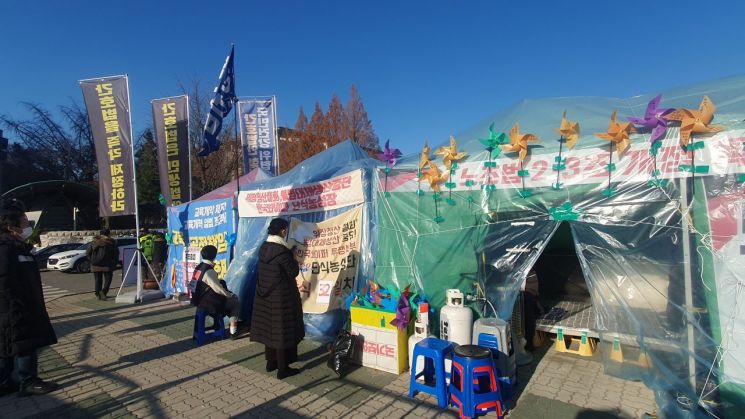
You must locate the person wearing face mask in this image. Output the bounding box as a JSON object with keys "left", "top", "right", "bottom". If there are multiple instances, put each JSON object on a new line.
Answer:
{"left": 0, "top": 199, "right": 59, "bottom": 397}
{"left": 250, "top": 218, "right": 304, "bottom": 379}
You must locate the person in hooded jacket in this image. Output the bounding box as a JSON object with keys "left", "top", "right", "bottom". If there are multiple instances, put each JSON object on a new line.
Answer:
{"left": 85, "top": 229, "right": 119, "bottom": 300}
{"left": 0, "top": 199, "right": 59, "bottom": 397}
{"left": 250, "top": 218, "right": 304, "bottom": 379}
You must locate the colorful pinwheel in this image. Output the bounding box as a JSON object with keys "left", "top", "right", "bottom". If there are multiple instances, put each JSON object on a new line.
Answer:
{"left": 556, "top": 111, "right": 581, "bottom": 150}
{"left": 435, "top": 136, "right": 467, "bottom": 170}
{"left": 418, "top": 141, "right": 432, "bottom": 170}
{"left": 377, "top": 140, "right": 402, "bottom": 197}
{"left": 420, "top": 163, "right": 449, "bottom": 193}
{"left": 553, "top": 111, "right": 580, "bottom": 190}
{"left": 417, "top": 141, "right": 432, "bottom": 196}
{"left": 595, "top": 111, "right": 636, "bottom": 157}
{"left": 479, "top": 123, "right": 509, "bottom": 159}
{"left": 500, "top": 123, "right": 539, "bottom": 162}
{"left": 665, "top": 95, "right": 723, "bottom": 149}
{"left": 594, "top": 111, "right": 636, "bottom": 197}
{"left": 501, "top": 123, "right": 540, "bottom": 197}
{"left": 478, "top": 123, "right": 507, "bottom": 194}
{"left": 420, "top": 162, "right": 450, "bottom": 223}
{"left": 627, "top": 94, "right": 673, "bottom": 145}
{"left": 435, "top": 136, "right": 467, "bottom": 204}
{"left": 378, "top": 140, "right": 402, "bottom": 168}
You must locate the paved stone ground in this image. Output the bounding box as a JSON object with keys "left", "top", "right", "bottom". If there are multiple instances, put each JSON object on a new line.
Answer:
{"left": 0, "top": 295, "right": 658, "bottom": 418}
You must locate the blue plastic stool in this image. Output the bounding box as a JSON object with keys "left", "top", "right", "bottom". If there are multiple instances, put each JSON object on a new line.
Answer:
{"left": 449, "top": 345, "right": 503, "bottom": 419}
{"left": 192, "top": 309, "right": 226, "bottom": 346}
{"left": 408, "top": 337, "right": 455, "bottom": 408}
{"left": 477, "top": 333, "right": 514, "bottom": 401}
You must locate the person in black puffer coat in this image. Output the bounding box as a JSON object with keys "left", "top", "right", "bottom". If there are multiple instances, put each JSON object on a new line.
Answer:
{"left": 250, "top": 218, "right": 304, "bottom": 379}
{"left": 85, "top": 229, "right": 119, "bottom": 300}
{"left": 0, "top": 199, "right": 59, "bottom": 397}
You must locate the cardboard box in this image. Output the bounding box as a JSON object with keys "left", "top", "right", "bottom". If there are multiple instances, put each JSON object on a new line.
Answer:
{"left": 350, "top": 306, "right": 410, "bottom": 374}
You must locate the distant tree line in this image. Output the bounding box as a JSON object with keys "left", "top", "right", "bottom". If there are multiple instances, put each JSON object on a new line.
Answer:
{"left": 0, "top": 83, "right": 380, "bottom": 227}
{"left": 279, "top": 84, "right": 380, "bottom": 173}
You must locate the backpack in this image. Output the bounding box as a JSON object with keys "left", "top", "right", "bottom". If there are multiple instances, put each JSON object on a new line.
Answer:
{"left": 189, "top": 263, "right": 211, "bottom": 306}
{"left": 90, "top": 245, "right": 108, "bottom": 266}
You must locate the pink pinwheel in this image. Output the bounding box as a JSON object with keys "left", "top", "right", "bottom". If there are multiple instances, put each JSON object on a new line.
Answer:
{"left": 627, "top": 94, "right": 674, "bottom": 144}
{"left": 378, "top": 140, "right": 402, "bottom": 168}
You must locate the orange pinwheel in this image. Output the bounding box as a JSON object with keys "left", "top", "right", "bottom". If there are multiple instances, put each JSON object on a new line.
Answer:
{"left": 556, "top": 111, "right": 581, "bottom": 149}
{"left": 435, "top": 136, "right": 467, "bottom": 170}
{"left": 419, "top": 162, "right": 449, "bottom": 192}
{"left": 594, "top": 111, "right": 636, "bottom": 157}
{"left": 665, "top": 96, "right": 723, "bottom": 148}
{"left": 418, "top": 141, "right": 431, "bottom": 170}
{"left": 500, "top": 123, "right": 539, "bottom": 162}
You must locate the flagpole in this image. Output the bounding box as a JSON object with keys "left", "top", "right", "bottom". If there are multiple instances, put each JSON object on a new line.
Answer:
{"left": 272, "top": 95, "right": 279, "bottom": 175}
{"left": 124, "top": 75, "right": 143, "bottom": 302}
{"left": 232, "top": 44, "right": 240, "bottom": 261}
{"left": 186, "top": 94, "right": 193, "bottom": 201}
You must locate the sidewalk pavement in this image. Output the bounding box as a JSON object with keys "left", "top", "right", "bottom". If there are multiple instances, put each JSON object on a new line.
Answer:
{"left": 0, "top": 294, "right": 658, "bottom": 418}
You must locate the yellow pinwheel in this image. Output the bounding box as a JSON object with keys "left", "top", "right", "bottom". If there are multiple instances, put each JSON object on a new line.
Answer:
{"left": 556, "top": 111, "right": 580, "bottom": 149}
{"left": 665, "top": 96, "right": 723, "bottom": 148}
{"left": 419, "top": 162, "right": 449, "bottom": 193}
{"left": 594, "top": 111, "right": 636, "bottom": 157}
{"left": 435, "top": 136, "right": 467, "bottom": 170}
{"left": 500, "top": 123, "right": 540, "bottom": 162}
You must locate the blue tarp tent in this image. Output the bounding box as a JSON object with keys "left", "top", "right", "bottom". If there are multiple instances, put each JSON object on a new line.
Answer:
{"left": 225, "top": 140, "right": 379, "bottom": 338}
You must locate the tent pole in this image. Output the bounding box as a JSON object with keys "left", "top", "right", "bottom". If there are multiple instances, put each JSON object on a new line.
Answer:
{"left": 679, "top": 176, "right": 697, "bottom": 392}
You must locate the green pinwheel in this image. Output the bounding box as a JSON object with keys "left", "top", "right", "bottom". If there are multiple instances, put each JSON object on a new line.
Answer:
{"left": 478, "top": 123, "right": 509, "bottom": 159}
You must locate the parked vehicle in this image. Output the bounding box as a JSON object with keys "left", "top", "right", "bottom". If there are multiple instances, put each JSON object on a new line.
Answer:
{"left": 32, "top": 243, "right": 83, "bottom": 270}
{"left": 47, "top": 237, "right": 138, "bottom": 273}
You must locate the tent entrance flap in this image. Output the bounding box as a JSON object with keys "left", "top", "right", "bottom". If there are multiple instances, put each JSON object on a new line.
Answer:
{"left": 533, "top": 221, "right": 597, "bottom": 338}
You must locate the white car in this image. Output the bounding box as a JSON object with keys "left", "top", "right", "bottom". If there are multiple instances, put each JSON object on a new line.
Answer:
{"left": 47, "top": 237, "right": 138, "bottom": 273}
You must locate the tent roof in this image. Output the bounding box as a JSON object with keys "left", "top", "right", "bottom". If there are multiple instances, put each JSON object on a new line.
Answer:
{"left": 240, "top": 140, "right": 380, "bottom": 192}
{"left": 196, "top": 168, "right": 272, "bottom": 201}
{"left": 398, "top": 74, "right": 745, "bottom": 165}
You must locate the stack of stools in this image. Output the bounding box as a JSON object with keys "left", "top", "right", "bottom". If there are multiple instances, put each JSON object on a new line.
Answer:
{"left": 408, "top": 337, "right": 455, "bottom": 408}
{"left": 192, "top": 309, "right": 226, "bottom": 346}
{"left": 449, "top": 345, "right": 503, "bottom": 419}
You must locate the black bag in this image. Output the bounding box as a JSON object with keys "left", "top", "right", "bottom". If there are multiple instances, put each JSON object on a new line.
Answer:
{"left": 327, "top": 329, "right": 358, "bottom": 378}
{"left": 90, "top": 245, "right": 108, "bottom": 266}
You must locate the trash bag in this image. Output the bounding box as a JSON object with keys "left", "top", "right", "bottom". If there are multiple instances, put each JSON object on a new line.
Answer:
{"left": 327, "top": 329, "right": 358, "bottom": 378}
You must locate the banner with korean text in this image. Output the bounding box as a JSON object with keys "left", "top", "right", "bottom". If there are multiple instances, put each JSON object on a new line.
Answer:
{"left": 238, "top": 170, "right": 364, "bottom": 217}
{"left": 237, "top": 98, "right": 278, "bottom": 176}
{"left": 80, "top": 75, "right": 136, "bottom": 216}
{"left": 289, "top": 206, "right": 362, "bottom": 314}
{"left": 152, "top": 96, "right": 191, "bottom": 206}
{"left": 162, "top": 198, "right": 234, "bottom": 296}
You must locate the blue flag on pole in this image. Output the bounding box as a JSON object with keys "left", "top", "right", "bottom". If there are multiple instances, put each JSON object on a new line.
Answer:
{"left": 198, "top": 46, "right": 236, "bottom": 157}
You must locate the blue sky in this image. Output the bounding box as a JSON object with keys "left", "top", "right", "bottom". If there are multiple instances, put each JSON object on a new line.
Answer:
{"left": 1, "top": 1, "right": 744, "bottom": 155}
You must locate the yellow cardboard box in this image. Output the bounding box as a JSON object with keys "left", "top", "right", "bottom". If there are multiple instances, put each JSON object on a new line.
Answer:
{"left": 350, "top": 306, "right": 410, "bottom": 374}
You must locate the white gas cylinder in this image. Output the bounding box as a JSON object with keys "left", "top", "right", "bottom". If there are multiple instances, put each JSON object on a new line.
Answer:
{"left": 439, "top": 289, "right": 473, "bottom": 347}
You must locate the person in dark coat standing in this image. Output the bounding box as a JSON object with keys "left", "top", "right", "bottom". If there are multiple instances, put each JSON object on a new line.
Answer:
{"left": 85, "top": 229, "right": 119, "bottom": 300}
{"left": 0, "top": 199, "right": 59, "bottom": 397}
{"left": 250, "top": 218, "right": 304, "bottom": 379}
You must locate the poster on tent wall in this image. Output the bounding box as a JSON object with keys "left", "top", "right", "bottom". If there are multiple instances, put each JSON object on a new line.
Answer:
{"left": 289, "top": 206, "right": 362, "bottom": 314}
{"left": 152, "top": 95, "right": 191, "bottom": 206}
{"left": 238, "top": 169, "right": 364, "bottom": 217}
{"left": 237, "top": 98, "right": 278, "bottom": 176}
{"left": 79, "top": 75, "right": 136, "bottom": 216}
{"left": 162, "top": 198, "right": 234, "bottom": 296}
